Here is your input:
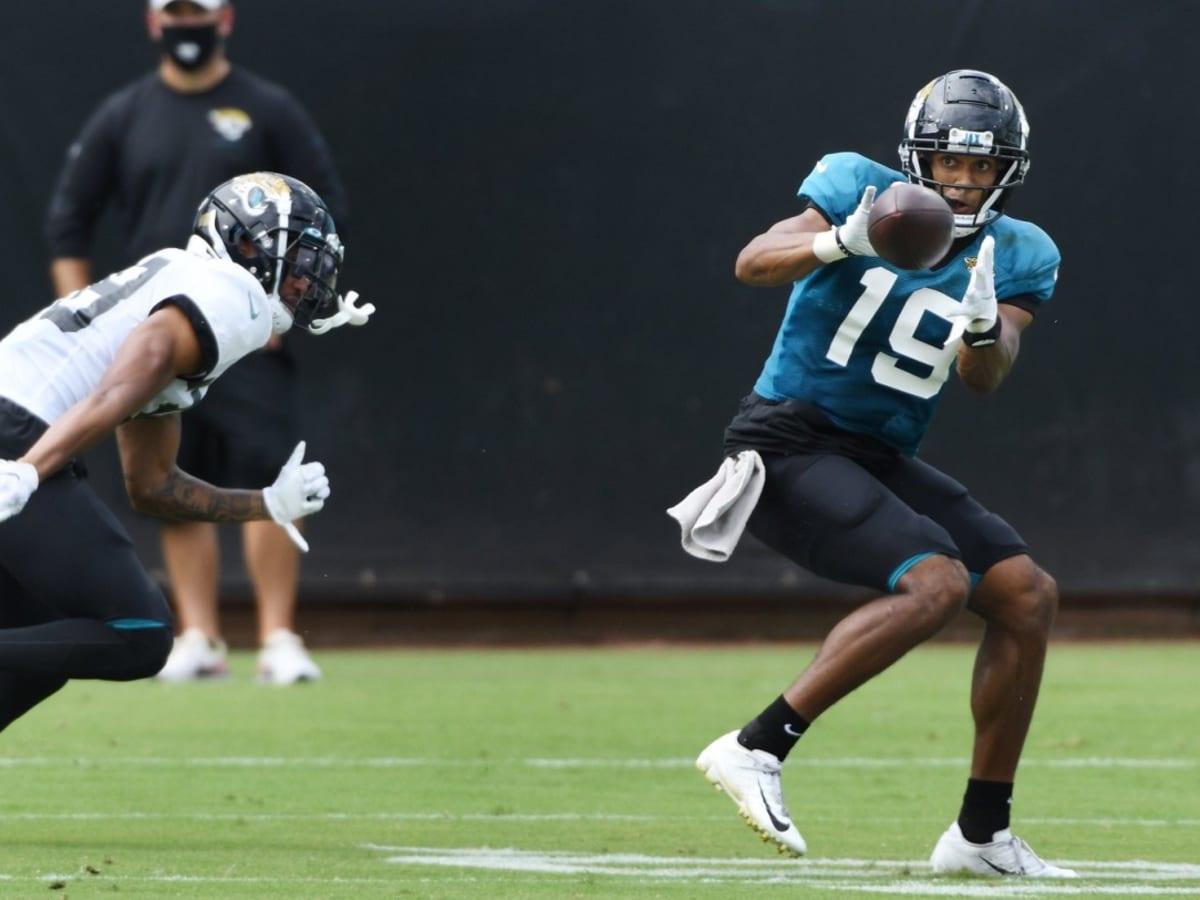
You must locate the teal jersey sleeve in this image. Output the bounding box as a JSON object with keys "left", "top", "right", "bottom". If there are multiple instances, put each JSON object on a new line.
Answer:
{"left": 991, "top": 217, "right": 1059, "bottom": 304}
{"left": 798, "top": 152, "right": 905, "bottom": 224}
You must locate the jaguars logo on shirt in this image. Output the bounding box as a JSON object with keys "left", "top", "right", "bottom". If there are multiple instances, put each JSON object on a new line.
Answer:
{"left": 208, "top": 107, "right": 253, "bottom": 142}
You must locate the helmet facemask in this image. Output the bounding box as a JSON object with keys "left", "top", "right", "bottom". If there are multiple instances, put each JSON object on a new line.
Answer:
{"left": 266, "top": 227, "right": 343, "bottom": 332}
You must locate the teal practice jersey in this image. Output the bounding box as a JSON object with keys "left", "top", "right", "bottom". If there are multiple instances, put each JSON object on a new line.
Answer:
{"left": 753, "top": 152, "right": 1059, "bottom": 456}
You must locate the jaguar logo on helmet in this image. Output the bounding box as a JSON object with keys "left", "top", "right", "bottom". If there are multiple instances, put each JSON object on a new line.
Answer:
{"left": 229, "top": 173, "right": 293, "bottom": 215}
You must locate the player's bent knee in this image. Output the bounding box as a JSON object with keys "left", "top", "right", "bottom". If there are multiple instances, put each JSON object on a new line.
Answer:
{"left": 1024, "top": 567, "right": 1059, "bottom": 631}
{"left": 1005, "top": 559, "right": 1059, "bottom": 626}
{"left": 897, "top": 555, "right": 970, "bottom": 634}
{"left": 107, "top": 620, "right": 173, "bottom": 681}
{"left": 974, "top": 558, "right": 1059, "bottom": 635}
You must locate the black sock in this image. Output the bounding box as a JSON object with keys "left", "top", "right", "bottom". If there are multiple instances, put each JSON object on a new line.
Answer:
{"left": 736, "top": 695, "right": 809, "bottom": 761}
{"left": 957, "top": 778, "right": 1013, "bottom": 843}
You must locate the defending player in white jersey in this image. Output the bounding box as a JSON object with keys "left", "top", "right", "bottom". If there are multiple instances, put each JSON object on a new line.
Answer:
{"left": 0, "top": 172, "right": 371, "bottom": 731}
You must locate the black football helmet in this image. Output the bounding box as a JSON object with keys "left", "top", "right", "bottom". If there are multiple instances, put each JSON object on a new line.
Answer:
{"left": 190, "top": 172, "right": 343, "bottom": 333}
{"left": 898, "top": 70, "right": 1030, "bottom": 237}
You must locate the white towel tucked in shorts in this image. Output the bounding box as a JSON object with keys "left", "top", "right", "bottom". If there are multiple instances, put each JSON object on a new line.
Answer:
{"left": 666, "top": 450, "right": 764, "bottom": 562}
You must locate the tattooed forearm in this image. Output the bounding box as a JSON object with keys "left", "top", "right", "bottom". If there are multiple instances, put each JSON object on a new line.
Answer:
{"left": 127, "top": 469, "right": 266, "bottom": 522}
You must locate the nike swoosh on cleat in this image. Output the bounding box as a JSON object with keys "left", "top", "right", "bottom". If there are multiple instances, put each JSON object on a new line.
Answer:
{"left": 757, "top": 786, "right": 791, "bottom": 833}
{"left": 980, "top": 855, "right": 1018, "bottom": 876}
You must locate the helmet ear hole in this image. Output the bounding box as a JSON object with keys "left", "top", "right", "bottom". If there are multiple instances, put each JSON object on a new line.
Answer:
{"left": 236, "top": 234, "right": 257, "bottom": 259}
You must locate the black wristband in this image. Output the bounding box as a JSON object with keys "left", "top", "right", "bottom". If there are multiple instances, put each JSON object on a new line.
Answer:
{"left": 833, "top": 226, "right": 851, "bottom": 257}
{"left": 962, "top": 317, "right": 1002, "bottom": 347}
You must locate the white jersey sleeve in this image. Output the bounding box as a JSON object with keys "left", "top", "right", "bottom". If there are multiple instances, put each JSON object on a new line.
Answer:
{"left": 0, "top": 248, "right": 273, "bottom": 424}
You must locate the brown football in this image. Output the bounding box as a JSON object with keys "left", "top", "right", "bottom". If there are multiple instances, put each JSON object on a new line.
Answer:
{"left": 866, "top": 182, "right": 955, "bottom": 270}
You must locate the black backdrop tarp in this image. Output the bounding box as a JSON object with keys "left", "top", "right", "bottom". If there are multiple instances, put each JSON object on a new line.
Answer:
{"left": 1, "top": 1, "right": 1196, "bottom": 599}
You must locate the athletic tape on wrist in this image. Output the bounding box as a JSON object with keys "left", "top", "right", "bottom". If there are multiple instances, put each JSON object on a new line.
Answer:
{"left": 811, "top": 228, "right": 849, "bottom": 264}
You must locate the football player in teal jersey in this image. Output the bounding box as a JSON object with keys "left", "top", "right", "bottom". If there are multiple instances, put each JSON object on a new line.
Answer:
{"left": 693, "top": 71, "right": 1076, "bottom": 877}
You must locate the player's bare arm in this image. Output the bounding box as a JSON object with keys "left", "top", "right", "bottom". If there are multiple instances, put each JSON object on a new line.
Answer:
{"left": 17, "top": 305, "right": 203, "bottom": 481}
{"left": 116, "top": 414, "right": 267, "bottom": 523}
{"left": 956, "top": 303, "right": 1032, "bottom": 395}
{"left": 735, "top": 207, "right": 833, "bottom": 286}
{"left": 49, "top": 257, "right": 93, "bottom": 298}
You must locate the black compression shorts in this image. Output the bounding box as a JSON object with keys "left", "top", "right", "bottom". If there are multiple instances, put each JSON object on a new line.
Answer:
{"left": 0, "top": 397, "right": 172, "bottom": 628}
{"left": 725, "top": 393, "right": 1028, "bottom": 592}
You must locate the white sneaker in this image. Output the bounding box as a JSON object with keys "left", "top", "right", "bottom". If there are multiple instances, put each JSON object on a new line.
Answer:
{"left": 257, "top": 629, "right": 322, "bottom": 685}
{"left": 156, "top": 628, "right": 229, "bottom": 682}
{"left": 696, "top": 730, "right": 806, "bottom": 857}
{"left": 930, "top": 822, "right": 1078, "bottom": 877}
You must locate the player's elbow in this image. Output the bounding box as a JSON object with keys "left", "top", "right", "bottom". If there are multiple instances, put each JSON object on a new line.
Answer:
{"left": 735, "top": 251, "right": 782, "bottom": 286}
{"left": 734, "top": 254, "right": 761, "bottom": 284}
{"left": 123, "top": 470, "right": 171, "bottom": 517}
{"left": 123, "top": 484, "right": 157, "bottom": 515}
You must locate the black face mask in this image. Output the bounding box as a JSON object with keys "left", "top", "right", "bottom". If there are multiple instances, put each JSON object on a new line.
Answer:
{"left": 158, "top": 24, "right": 221, "bottom": 71}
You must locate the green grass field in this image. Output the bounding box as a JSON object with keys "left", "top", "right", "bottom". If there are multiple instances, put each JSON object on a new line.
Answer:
{"left": 0, "top": 642, "right": 1196, "bottom": 898}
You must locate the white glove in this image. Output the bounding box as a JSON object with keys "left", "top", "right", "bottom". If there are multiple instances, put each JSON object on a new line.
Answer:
{"left": 0, "top": 460, "right": 39, "bottom": 523}
{"left": 308, "top": 290, "right": 376, "bottom": 335}
{"left": 953, "top": 235, "right": 1000, "bottom": 343}
{"left": 262, "top": 441, "right": 330, "bottom": 553}
{"left": 812, "top": 185, "right": 878, "bottom": 263}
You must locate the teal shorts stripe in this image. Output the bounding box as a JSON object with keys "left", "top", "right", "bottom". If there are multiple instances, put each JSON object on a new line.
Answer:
{"left": 108, "top": 618, "right": 169, "bottom": 630}
{"left": 887, "top": 552, "right": 936, "bottom": 592}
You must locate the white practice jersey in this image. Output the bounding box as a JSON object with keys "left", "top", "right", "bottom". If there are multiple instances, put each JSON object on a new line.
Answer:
{"left": 0, "top": 248, "right": 273, "bottom": 424}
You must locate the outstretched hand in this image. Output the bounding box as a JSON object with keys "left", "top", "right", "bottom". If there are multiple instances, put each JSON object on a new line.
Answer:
{"left": 0, "top": 460, "right": 38, "bottom": 523}
{"left": 837, "top": 185, "right": 878, "bottom": 257}
{"left": 308, "top": 291, "right": 376, "bottom": 335}
{"left": 262, "top": 441, "right": 330, "bottom": 552}
{"left": 955, "top": 235, "right": 997, "bottom": 333}
{"left": 812, "top": 185, "right": 878, "bottom": 263}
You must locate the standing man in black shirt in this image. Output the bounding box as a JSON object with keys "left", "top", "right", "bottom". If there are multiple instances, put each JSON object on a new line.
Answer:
{"left": 45, "top": 0, "right": 349, "bottom": 685}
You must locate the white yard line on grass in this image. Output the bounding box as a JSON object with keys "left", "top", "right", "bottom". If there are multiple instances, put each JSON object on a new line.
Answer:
{"left": 0, "top": 853, "right": 1197, "bottom": 897}
{"left": 366, "top": 845, "right": 1200, "bottom": 895}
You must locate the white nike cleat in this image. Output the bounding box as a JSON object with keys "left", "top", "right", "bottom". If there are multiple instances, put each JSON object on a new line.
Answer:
{"left": 930, "top": 822, "right": 1078, "bottom": 877}
{"left": 156, "top": 628, "right": 229, "bottom": 682}
{"left": 696, "top": 730, "right": 806, "bottom": 857}
{"left": 257, "top": 629, "right": 322, "bottom": 685}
